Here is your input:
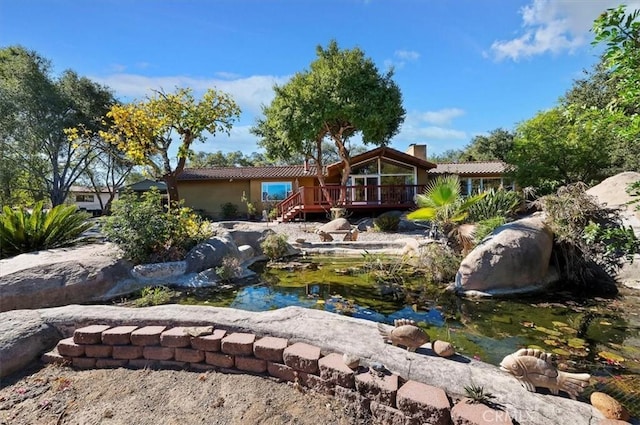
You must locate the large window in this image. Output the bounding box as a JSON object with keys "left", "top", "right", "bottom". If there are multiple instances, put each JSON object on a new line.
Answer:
{"left": 460, "top": 177, "right": 514, "bottom": 196}
{"left": 261, "top": 182, "right": 292, "bottom": 201}
{"left": 75, "top": 194, "right": 95, "bottom": 203}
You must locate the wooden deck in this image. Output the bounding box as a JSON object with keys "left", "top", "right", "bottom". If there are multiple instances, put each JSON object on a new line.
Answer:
{"left": 276, "top": 184, "right": 424, "bottom": 222}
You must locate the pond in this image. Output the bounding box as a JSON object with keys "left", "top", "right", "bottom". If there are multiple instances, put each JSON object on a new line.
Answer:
{"left": 116, "top": 255, "right": 640, "bottom": 415}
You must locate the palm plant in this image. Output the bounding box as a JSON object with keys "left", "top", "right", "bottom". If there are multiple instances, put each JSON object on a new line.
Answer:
{"left": 0, "top": 202, "right": 93, "bottom": 258}
{"left": 407, "top": 175, "right": 485, "bottom": 245}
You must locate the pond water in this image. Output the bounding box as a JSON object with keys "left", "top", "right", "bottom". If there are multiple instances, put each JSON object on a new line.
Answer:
{"left": 119, "top": 256, "right": 640, "bottom": 414}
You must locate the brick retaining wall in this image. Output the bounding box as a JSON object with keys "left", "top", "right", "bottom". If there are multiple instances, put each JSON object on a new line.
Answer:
{"left": 42, "top": 323, "right": 514, "bottom": 425}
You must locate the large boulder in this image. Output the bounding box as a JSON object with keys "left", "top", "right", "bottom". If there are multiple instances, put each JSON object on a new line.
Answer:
{"left": 225, "top": 228, "right": 276, "bottom": 256}
{"left": 184, "top": 233, "right": 239, "bottom": 273}
{"left": 0, "top": 243, "right": 132, "bottom": 312}
{"left": 0, "top": 309, "right": 60, "bottom": 377}
{"left": 317, "top": 217, "right": 352, "bottom": 232}
{"left": 455, "top": 215, "right": 556, "bottom": 296}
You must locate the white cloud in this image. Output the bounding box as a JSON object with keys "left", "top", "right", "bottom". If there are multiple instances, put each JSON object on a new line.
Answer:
{"left": 93, "top": 73, "right": 290, "bottom": 115}
{"left": 418, "top": 108, "right": 465, "bottom": 126}
{"left": 490, "top": 0, "right": 640, "bottom": 61}
{"left": 385, "top": 49, "right": 420, "bottom": 70}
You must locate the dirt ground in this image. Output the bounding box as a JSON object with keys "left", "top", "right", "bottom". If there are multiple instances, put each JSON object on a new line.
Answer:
{"left": 0, "top": 363, "right": 360, "bottom": 425}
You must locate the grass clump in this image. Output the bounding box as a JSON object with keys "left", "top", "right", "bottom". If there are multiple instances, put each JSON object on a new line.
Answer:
{"left": 134, "top": 286, "right": 173, "bottom": 307}
{"left": 464, "top": 384, "right": 496, "bottom": 406}
{"left": 215, "top": 255, "right": 243, "bottom": 282}
{"left": 373, "top": 215, "right": 400, "bottom": 232}
{"left": 260, "top": 233, "right": 290, "bottom": 261}
{"left": 0, "top": 202, "right": 93, "bottom": 259}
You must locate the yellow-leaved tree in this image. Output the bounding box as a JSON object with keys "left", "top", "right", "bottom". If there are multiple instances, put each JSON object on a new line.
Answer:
{"left": 100, "top": 87, "right": 240, "bottom": 202}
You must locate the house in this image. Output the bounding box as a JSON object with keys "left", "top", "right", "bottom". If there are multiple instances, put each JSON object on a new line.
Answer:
{"left": 428, "top": 161, "right": 515, "bottom": 196}
{"left": 67, "top": 185, "right": 114, "bottom": 216}
{"left": 177, "top": 144, "right": 436, "bottom": 221}
{"left": 176, "top": 144, "right": 516, "bottom": 222}
{"left": 119, "top": 179, "right": 167, "bottom": 195}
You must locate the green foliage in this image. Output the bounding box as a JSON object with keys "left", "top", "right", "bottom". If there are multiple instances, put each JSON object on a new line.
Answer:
{"left": 134, "top": 286, "right": 173, "bottom": 307}
{"left": 408, "top": 175, "right": 486, "bottom": 236}
{"left": 628, "top": 180, "right": 640, "bottom": 211}
{"left": 220, "top": 202, "right": 239, "bottom": 220}
{"left": 260, "top": 233, "right": 290, "bottom": 261}
{"left": 509, "top": 108, "right": 612, "bottom": 194}
{"left": 0, "top": 202, "right": 93, "bottom": 258}
{"left": 460, "top": 128, "right": 515, "bottom": 162}
{"left": 215, "top": 256, "right": 243, "bottom": 283}
{"left": 416, "top": 243, "right": 462, "bottom": 284}
{"left": 373, "top": 215, "right": 400, "bottom": 232}
{"left": 464, "top": 384, "right": 496, "bottom": 405}
{"left": 534, "top": 183, "right": 639, "bottom": 286}
{"left": 360, "top": 251, "right": 412, "bottom": 285}
{"left": 472, "top": 217, "right": 507, "bottom": 243}
{"left": 468, "top": 188, "right": 523, "bottom": 222}
{"left": 241, "top": 191, "right": 256, "bottom": 218}
{"left": 101, "top": 188, "right": 212, "bottom": 264}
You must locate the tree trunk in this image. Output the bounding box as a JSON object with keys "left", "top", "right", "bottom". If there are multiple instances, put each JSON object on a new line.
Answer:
{"left": 164, "top": 173, "right": 180, "bottom": 205}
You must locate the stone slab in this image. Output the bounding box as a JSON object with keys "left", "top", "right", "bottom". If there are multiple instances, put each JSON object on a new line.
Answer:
{"left": 73, "top": 325, "right": 111, "bottom": 345}
{"left": 253, "top": 336, "right": 288, "bottom": 362}
{"left": 191, "top": 329, "right": 226, "bottom": 352}
{"left": 283, "top": 342, "right": 321, "bottom": 374}
{"left": 102, "top": 326, "right": 138, "bottom": 345}
{"left": 221, "top": 332, "right": 255, "bottom": 356}
{"left": 131, "top": 326, "right": 166, "bottom": 346}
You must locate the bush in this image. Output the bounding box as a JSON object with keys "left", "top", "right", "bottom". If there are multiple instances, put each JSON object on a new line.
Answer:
{"left": 0, "top": 202, "right": 93, "bottom": 259}
{"left": 473, "top": 216, "right": 507, "bottom": 243}
{"left": 534, "top": 183, "right": 640, "bottom": 287}
{"left": 220, "top": 202, "right": 238, "bottom": 220}
{"left": 468, "top": 188, "right": 523, "bottom": 222}
{"left": 373, "top": 215, "right": 400, "bottom": 232}
{"left": 260, "top": 233, "right": 289, "bottom": 261}
{"left": 416, "top": 243, "right": 462, "bottom": 284}
{"left": 134, "top": 286, "right": 173, "bottom": 307}
{"left": 215, "top": 255, "right": 243, "bottom": 282}
{"left": 101, "top": 188, "right": 213, "bottom": 264}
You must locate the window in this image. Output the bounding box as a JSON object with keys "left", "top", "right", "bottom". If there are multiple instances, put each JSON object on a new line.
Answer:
{"left": 75, "top": 194, "right": 94, "bottom": 203}
{"left": 261, "top": 182, "right": 292, "bottom": 201}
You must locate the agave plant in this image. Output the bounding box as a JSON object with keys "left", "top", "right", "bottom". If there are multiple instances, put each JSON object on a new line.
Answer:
{"left": 0, "top": 202, "right": 93, "bottom": 259}
{"left": 468, "top": 187, "right": 523, "bottom": 222}
{"left": 407, "top": 175, "right": 485, "bottom": 246}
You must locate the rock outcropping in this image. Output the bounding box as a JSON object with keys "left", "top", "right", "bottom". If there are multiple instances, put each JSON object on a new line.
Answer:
{"left": 455, "top": 215, "right": 557, "bottom": 296}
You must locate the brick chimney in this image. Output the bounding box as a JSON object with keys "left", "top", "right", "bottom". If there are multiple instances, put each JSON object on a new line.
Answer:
{"left": 406, "top": 144, "right": 427, "bottom": 161}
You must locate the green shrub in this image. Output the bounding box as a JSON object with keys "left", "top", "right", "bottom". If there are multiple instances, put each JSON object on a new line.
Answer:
{"left": 101, "top": 188, "right": 213, "bottom": 264}
{"left": 134, "top": 286, "right": 173, "bottom": 307}
{"left": 628, "top": 180, "right": 640, "bottom": 211}
{"left": 220, "top": 202, "right": 238, "bottom": 220}
{"left": 373, "top": 215, "right": 400, "bottom": 232}
{"left": 416, "top": 243, "right": 462, "bottom": 284}
{"left": 468, "top": 188, "right": 523, "bottom": 222}
{"left": 0, "top": 202, "right": 93, "bottom": 259}
{"left": 215, "top": 255, "right": 243, "bottom": 282}
{"left": 473, "top": 216, "right": 507, "bottom": 243}
{"left": 260, "top": 233, "right": 289, "bottom": 261}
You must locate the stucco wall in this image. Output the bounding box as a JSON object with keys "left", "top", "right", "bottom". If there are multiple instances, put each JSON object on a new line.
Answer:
{"left": 179, "top": 180, "right": 250, "bottom": 219}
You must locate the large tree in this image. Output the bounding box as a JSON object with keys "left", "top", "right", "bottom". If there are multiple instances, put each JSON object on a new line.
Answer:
{"left": 460, "top": 128, "right": 514, "bottom": 162}
{"left": 0, "top": 46, "right": 115, "bottom": 206}
{"left": 508, "top": 108, "right": 612, "bottom": 193}
{"left": 100, "top": 87, "right": 240, "bottom": 202}
{"left": 252, "top": 40, "right": 405, "bottom": 205}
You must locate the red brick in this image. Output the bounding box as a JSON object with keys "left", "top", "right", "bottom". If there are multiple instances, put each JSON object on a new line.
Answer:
{"left": 175, "top": 348, "right": 204, "bottom": 363}
{"left": 102, "top": 326, "right": 138, "bottom": 345}
{"left": 57, "top": 337, "right": 85, "bottom": 357}
{"left": 397, "top": 380, "right": 451, "bottom": 425}
{"left": 143, "top": 346, "right": 175, "bottom": 360}
{"left": 283, "top": 342, "right": 321, "bottom": 374}
{"left": 73, "top": 325, "right": 111, "bottom": 345}
{"left": 130, "top": 326, "right": 166, "bottom": 346}
{"left": 235, "top": 356, "right": 267, "bottom": 373}
{"left": 355, "top": 371, "right": 399, "bottom": 407}
{"left": 96, "top": 358, "right": 128, "bottom": 368}
{"left": 299, "top": 372, "right": 332, "bottom": 395}
{"left": 221, "top": 333, "right": 255, "bottom": 356}
{"left": 84, "top": 344, "right": 113, "bottom": 358}
{"left": 451, "top": 399, "right": 513, "bottom": 425}
{"left": 205, "top": 351, "right": 234, "bottom": 368}
{"left": 161, "top": 327, "right": 191, "bottom": 348}
{"left": 370, "top": 401, "right": 411, "bottom": 425}
{"left": 191, "top": 329, "right": 226, "bottom": 351}
{"left": 254, "top": 336, "right": 288, "bottom": 362}
{"left": 112, "top": 345, "right": 144, "bottom": 360}
{"left": 334, "top": 386, "right": 371, "bottom": 419}
{"left": 267, "top": 361, "right": 297, "bottom": 382}
{"left": 72, "top": 357, "right": 96, "bottom": 369}
{"left": 128, "top": 359, "right": 158, "bottom": 369}
{"left": 41, "top": 349, "right": 70, "bottom": 366}
{"left": 319, "top": 353, "right": 355, "bottom": 388}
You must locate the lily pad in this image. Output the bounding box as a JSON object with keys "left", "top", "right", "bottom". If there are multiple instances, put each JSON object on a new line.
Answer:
{"left": 534, "top": 326, "right": 562, "bottom": 337}
{"left": 552, "top": 321, "right": 569, "bottom": 328}
{"left": 527, "top": 345, "right": 545, "bottom": 351}
{"left": 544, "top": 339, "right": 560, "bottom": 346}
{"left": 559, "top": 327, "right": 578, "bottom": 335}
{"left": 553, "top": 348, "right": 571, "bottom": 356}
{"left": 567, "top": 338, "right": 587, "bottom": 349}
{"left": 598, "top": 351, "right": 625, "bottom": 363}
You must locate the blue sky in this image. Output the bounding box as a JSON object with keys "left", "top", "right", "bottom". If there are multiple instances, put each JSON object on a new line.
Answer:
{"left": 2, "top": 0, "right": 637, "bottom": 158}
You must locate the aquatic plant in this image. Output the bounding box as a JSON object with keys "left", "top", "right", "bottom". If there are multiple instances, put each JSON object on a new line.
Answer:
{"left": 260, "top": 233, "right": 290, "bottom": 261}
{"left": 134, "top": 286, "right": 173, "bottom": 307}
{"left": 215, "top": 255, "right": 243, "bottom": 283}
{"left": 464, "top": 384, "right": 496, "bottom": 405}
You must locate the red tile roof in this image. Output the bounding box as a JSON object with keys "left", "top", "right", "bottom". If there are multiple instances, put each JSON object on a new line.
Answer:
{"left": 178, "top": 165, "right": 319, "bottom": 181}
{"left": 428, "top": 161, "right": 511, "bottom": 176}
